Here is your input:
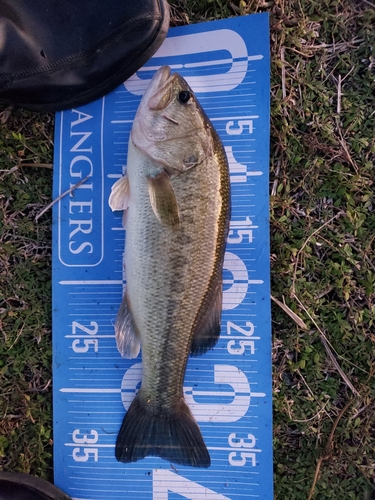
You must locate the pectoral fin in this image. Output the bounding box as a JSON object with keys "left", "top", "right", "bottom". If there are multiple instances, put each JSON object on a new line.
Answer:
{"left": 190, "top": 280, "right": 223, "bottom": 356}
{"left": 109, "top": 174, "right": 130, "bottom": 212}
{"left": 147, "top": 171, "right": 180, "bottom": 229}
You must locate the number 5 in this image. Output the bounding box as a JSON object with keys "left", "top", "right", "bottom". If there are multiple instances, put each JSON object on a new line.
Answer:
{"left": 226, "top": 120, "right": 254, "bottom": 135}
{"left": 229, "top": 451, "right": 256, "bottom": 467}
{"left": 72, "top": 447, "right": 98, "bottom": 462}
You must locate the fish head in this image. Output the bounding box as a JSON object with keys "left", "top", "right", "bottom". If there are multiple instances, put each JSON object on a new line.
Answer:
{"left": 131, "top": 66, "right": 214, "bottom": 174}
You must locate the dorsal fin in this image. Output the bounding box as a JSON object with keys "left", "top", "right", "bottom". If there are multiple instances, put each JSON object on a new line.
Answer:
{"left": 190, "top": 280, "right": 223, "bottom": 356}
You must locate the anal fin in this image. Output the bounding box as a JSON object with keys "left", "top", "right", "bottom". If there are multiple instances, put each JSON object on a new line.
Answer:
{"left": 115, "top": 293, "right": 140, "bottom": 359}
{"left": 190, "top": 280, "right": 223, "bottom": 356}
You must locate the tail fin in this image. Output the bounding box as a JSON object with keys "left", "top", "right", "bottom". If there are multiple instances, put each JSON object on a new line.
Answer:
{"left": 115, "top": 393, "right": 210, "bottom": 468}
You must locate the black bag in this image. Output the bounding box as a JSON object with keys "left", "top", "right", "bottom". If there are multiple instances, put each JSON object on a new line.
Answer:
{"left": 0, "top": 0, "right": 170, "bottom": 111}
{"left": 0, "top": 471, "right": 72, "bottom": 500}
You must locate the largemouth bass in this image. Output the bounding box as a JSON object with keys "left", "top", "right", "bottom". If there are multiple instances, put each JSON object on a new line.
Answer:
{"left": 109, "top": 66, "right": 230, "bottom": 468}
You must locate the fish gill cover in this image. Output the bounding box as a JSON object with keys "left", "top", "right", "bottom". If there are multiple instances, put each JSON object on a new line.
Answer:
{"left": 52, "top": 13, "right": 272, "bottom": 500}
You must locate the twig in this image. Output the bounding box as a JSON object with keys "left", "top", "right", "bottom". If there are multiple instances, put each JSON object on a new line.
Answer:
{"left": 280, "top": 47, "right": 286, "bottom": 99}
{"left": 17, "top": 163, "right": 53, "bottom": 169}
{"left": 2, "top": 166, "right": 19, "bottom": 175}
{"left": 335, "top": 119, "right": 359, "bottom": 172}
{"left": 271, "top": 295, "right": 308, "bottom": 330}
{"left": 320, "top": 335, "right": 359, "bottom": 396}
{"left": 341, "top": 66, "right": 356, "bottom": 84}
{"left": 335, "top": 66, "right": 355, "bottom": 116}
{"left": 296, "top": 368, "right": 319, "bottom": 399}
{"left": 294, "top": 296, "right": 359, "bottom": 397}
{"left": 7, "top": 322, "right": 26, "bottom": 351}
{"left": 35, "top": 175, "right": 90, "bottom": 222}
{"left": 292, "top": 403, "right": 329, "bottom": 423}
{"left": 1, "top": 163, "right": 52, "bottom": 176}
{"left": 291, "top": 212, "right": 345, "bottom": 297}
{"left": 349, "top": 403, "right": 370, "bottom": 421}
{"left": 298, "top": 38, "right": 364, "bottom": 51}
{"left": 337, "top": 74, "right": 342, "bottom": 115}
{"left": 271, "top": 150, "right": 281, "bottom": 196}
{"left": 229, "top": 1, "right": 241, "bottom": 14}
{"left": 296, "top": 369, "right": 332, "bottom": 421}
{"left": 348, "top": 242, "right": 375, "bottom": 272}
{"left": 307, "top": 400, "right": 354, "bottom": 500}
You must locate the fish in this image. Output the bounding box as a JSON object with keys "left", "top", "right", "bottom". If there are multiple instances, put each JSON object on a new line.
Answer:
{"left": 108, "top": 65, "right": 230, "bottom": 468}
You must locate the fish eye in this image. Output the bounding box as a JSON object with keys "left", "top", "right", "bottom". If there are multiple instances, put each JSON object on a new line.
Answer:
{"left": 178, "top": 90, "right": 191, "bottom": 104}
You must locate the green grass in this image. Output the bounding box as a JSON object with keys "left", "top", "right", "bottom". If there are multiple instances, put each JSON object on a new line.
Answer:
{"left": 1, "top": 0, "right": 375, "bottom": 497}
{"left": 269, "top": 1, "right": 375, "bottom": 498}
{"left": 0, "top": 111, "right": 54, "bottom": 477}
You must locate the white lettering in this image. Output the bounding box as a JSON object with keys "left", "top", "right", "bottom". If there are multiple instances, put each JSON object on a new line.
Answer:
{"left": 222, "top": 252, "right": 249, "bottom": 310}
{"left": 69, "top": 155, "right": 93, "bottom": 179}
{"left": 72, "top": 321, "right": 98, "bottom": 335}
{"left": 228, "top": 216, "right": 258, "bottom": 244}
{"left": 71, "top": 109, "right": 93, "bottom": 127}
{"left": 121, "top": 363, "right": 251, "bottom": 422}
{"left": 69, "top": 200, "right": 93, "bottom": 214}
{"left": 70, "top": 131, "right": 93, "bottom": 153}
{"left": 184, "top": 364, "right": 250, "bottom": 422}
{"left": 227, "top": 339, "right": 255, "bottom": 354}
{"left": 226, "top": 119, "right": 254, "bottom": 135}
{"left": 69, "top": 220, "right": 93, "bottom": 239}
{"left": 68, "top": 241, "right": 93, "bottom": 255}
{"left": 72, "top": 430, "right": 98, "bottom": 444}
{"left": 152, "top": 470, "right": 231, "bottom": 500}
{"left": 124, "top": 30, "right": 249, "bottom": 95}
{"left": 72, "top": 338, "right": 98, "bottom": 352}
{"left": 228, "top": 451, "right": 256, "bottom": 467}
{"left": 72, "top": 448, "right": 98, "bottom": 462}
{"left": 225, "top": 145, "right": 263, "bottom": 183}
{"left": 227, "top": 321, "right": 255, "bottom": 336}
{"left": 121, "top": 363, "right": 142, "bottom": 410}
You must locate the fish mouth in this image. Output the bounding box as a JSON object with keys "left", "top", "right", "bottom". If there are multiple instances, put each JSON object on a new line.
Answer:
{"left": 147, "top": 66, "right": 181, "bottom": 111}
{"left": 151, "top": 66, "right": 172, "bottom": 91}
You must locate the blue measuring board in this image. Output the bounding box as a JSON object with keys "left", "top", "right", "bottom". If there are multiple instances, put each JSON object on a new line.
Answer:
{"left": 52, "top": 13, "right": 271, "bottom": 500}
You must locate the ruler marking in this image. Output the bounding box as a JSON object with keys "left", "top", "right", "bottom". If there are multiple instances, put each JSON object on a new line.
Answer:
{"left": 59, "top": 280, "right": 122, "bottom": 285}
